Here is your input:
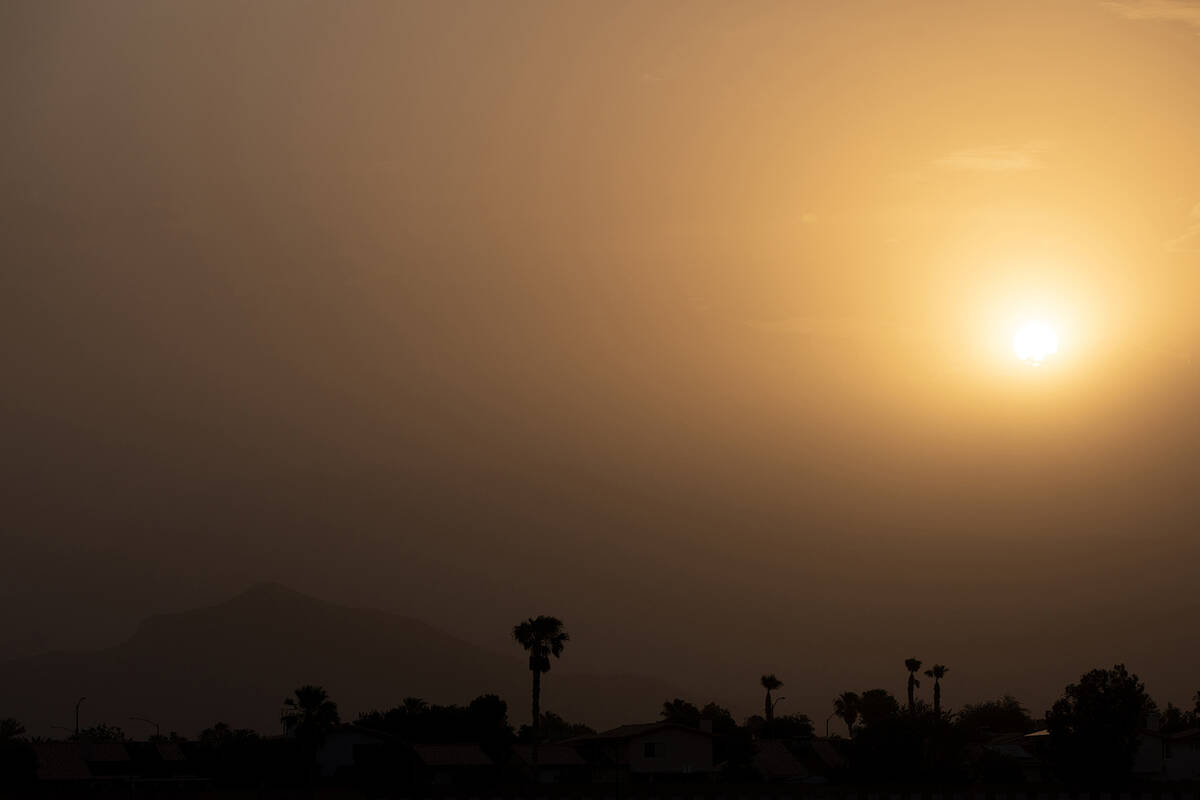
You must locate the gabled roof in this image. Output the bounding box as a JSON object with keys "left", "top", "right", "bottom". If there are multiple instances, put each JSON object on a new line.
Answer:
{"left": 985, "top": 743, "right": 1037, "bottom": 761}
{"left": 809, "top": 739, "right": 848, "bottom": 770}
{"left": 754, "top": 740, "right": 809, "bottom": 780}
{"left": 511, "top": 743, "right": 587, "bottom": 766}
{"left": 413, "top": 743, "right": 493, "bottom": 767}
{"left": 155, "top": 743, "right": 186, "bottom": 762}
{"left": 987, "top": 732, "right": 1034, "bottom": 746}
{"left": 1168, "top": 727, "right": 1200, "bottom": 741}
{"left": 573, "top": 722, "right": 714, "bottom": 742}
{"left": 1139, "top": 727, "right": 1200, "bottom": 741}
{"left": 33, "top": 743, "right": 92, "bottom": 781}
{"left": 78, "top": 742, "right": 130, "bottom": 762}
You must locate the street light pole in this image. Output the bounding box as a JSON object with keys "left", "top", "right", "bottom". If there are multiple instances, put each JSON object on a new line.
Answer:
{"left": 74, "top": 697, "right": 86, "bottom": 737}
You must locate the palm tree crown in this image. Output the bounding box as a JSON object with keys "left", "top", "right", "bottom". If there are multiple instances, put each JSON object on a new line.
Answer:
{"left": 834, "top": 691, "right": 861, "bottom": 737}
{"left": 904, "top": 658, "right": 923, "bottom": 714}
{"left": 761, "top": 673, "right": 784, "bottom": 722}
{"left": 924, "top": 664, "right": 949, "bottom": 716}
{"left": 513, "top": 616, "right": 569, "bottom": 674}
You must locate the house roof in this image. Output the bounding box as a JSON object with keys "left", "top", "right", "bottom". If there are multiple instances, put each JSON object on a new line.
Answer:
{"left": 33, "top": 743, "right": 92, "bottom": 781}
{"left": 985, "top": 743, "right": 1037, "bottom": 761}
{"left": 754, "top": 740, "right": 809, "bottom": 781}
{"left": 574, "top": 722, "right": 714, "bottom": 741}
{"left": 413, "top": 744, "right": 493, "bottom": 767}
{"left": 1139, "top": 727, "right": 1200, "bottom": 741}
{"left": 511, "top": 744, "right": 587, "bottom": 766}
{"left": 987, "top": 732, "right": 1034, "bottom": 746}
{"left": 809, "top": 739, "right": 848, "bottom": 770}
{"left": 155, "top": 743, "right": 186, "bottom": 761}
{"left": 78, "top": 742, "right": 130, "bottom": 762}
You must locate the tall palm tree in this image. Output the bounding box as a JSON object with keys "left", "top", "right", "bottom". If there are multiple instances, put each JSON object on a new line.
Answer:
{"left": 833, "top": 692, "right": 861, "bottom": 737}
{"left": 904, "top": 658, "right": 922, "bottom": 714}
{"left": 281, "top": 685, "right": 340, "bottom": 783}
{"left": 761, "top": 674, "right": 784, "bottom": 723}
{"left": 513, "top": 616, "right": 569, "bottom": 764}
{"left": 281, "top": 685, "right": 340, "bottom": 745}
{"left": 924, "top": 664, "right": 949, "bottom": 717}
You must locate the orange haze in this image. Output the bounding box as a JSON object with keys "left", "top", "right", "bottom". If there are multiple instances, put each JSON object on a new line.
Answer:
{"left": 2, "top": 0, "right": 1199, "bottom": 730}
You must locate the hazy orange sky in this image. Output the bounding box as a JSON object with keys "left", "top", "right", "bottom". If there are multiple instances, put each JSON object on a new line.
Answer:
{"left": 2, "top": 0, "right": 1199, "bottom": 726}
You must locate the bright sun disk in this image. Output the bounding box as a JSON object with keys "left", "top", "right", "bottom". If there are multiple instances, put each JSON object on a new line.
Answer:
{"left": 1013, "top": 321, "right": 1059, "bottom": 365}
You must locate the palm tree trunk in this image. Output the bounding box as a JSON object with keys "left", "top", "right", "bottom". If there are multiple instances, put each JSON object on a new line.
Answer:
{"left": 907, "top": 675, "right": 915, "bottom": 713}
{"left": 933, "top": 681, "right": 941, "bottom": 717}
{"left": 531, "top": 668, "right": 541, "bottom": 768}
{"left": 764, "top": 691, "right": 773, "bottom": 723}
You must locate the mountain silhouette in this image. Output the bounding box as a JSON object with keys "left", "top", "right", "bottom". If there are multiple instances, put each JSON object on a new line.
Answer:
{"left": 0, "top": 582, "right": 685, "bottom": 736}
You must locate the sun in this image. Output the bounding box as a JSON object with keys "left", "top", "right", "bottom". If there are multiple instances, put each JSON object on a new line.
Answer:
{"left": 1013, "top": 321, "right": 1059, "bottom": 366}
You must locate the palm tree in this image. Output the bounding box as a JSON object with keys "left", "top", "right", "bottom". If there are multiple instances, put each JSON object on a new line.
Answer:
{"left": 924, "top": 664, "right": 949, "bottom": 717}
{"left": 281, "top": 685, "right": 340, "bottom": 783}
{"left": 761, "top": 674, "right": 784, "bottom": 723}
{"left": 513, "top": 616, "right": 569, "bottom": 765}
{"left": 833, "top": 692, "right": 860, "bottom": 737}
{"left": 281, "top": 685, "right": 340, "bottom": 745}
{"left": 904, "top": 658, "right": 922, "bottom": 714}
{"left": 401, "top": 697, "right": 428, "bottom": 715}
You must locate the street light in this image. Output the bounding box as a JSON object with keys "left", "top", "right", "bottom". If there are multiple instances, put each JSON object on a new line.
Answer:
{"left": 74, "top": 697, "right": 86, "bottom": 737}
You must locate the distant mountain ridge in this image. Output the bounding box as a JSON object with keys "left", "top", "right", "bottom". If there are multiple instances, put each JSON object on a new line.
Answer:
{"left": 0, "top": 582, "right": 686, "bottom": 737}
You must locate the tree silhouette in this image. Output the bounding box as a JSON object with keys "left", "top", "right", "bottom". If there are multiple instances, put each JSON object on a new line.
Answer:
{"left": 75, "top": 724, "right": 124, "bottom": 742}
{"left": 0, "top": 719, "right": 25, "bottom": 742}
{"left": 955, "top": 695, "right": 1034, "bottom": 741}
{"left": 512, "top": 615, "right": 568, "bottom": 765}
{"left": 518, "top": 711, "right": 594, "bottom": 742}
{"left": 834, "top": 691, "right": 861, "bottom": 737}
{"left": 281, "top": 684, "right": 340, "bottom": 781}
{"left": 764, "top": 713, "right": 814, "bottom": 739}
{"left": 1160, "top": 702, "right": 1196, "bottom": 734}
{"left": 401, "top": 697, "right": 429, "bottom": 715}
{"left": 700, "top": 702, "right": 738, "bottom": 736}
{"left": 760, "top": 674, "right": 783, "bottom": 722}
{"left": 1045, "top": 663, "right": 1152, "bottom": 785}
{"left": 904, "top": 658, "right": 922, "bottom": 714}
{"left": 660, "top": 698, "right": 702, "bottom": 727}
{"left": 924, "top": 664, "right": 949, "bottom": 717}
{"left": 859, "top": 688, "right": 901, "bottom": 728}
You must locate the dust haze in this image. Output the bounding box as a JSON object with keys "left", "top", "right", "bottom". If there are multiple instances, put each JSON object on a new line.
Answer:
{"left": 2, "top": 0, "right": 1199, "bottom": 729}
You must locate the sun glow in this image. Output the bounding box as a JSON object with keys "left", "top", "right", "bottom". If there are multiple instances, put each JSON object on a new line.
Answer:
{"left": 1013, "top": 322, "right": 1060, "bottom": 366}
